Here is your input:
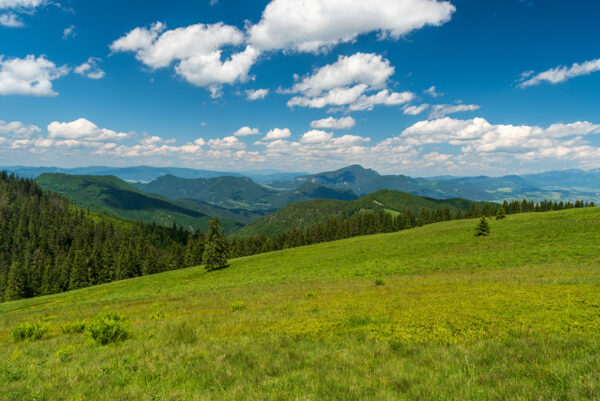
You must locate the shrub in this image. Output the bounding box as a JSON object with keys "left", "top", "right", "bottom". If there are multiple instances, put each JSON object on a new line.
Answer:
{"left": 375, "top": 279, "right": 385, "bottom": 286}
{"left": 85, "top": 312, "right": 130, "bottom": 345}
{"left": 61, "top": 320, "right": 86, "bottom": 334}
{"left": 230, "top": 301, "right": 246, "bottom": 312}
{"left": 305, "top": 291, "right": 315, "bottom": 299}
{"left": 12, "top": 322, "right": 48, "bottom": 342}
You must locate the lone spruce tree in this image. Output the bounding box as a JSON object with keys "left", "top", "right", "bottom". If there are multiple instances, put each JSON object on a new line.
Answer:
{"left": 475, "top": 216, "right": 490, "bottom": 237}
{"left": 203, "top": 217, "right": 229, "bottom": 271}
{"left": 495, "top": 206, "right": 507, "bottom": 220}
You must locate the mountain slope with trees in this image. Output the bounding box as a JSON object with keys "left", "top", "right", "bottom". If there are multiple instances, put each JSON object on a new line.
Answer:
{"left": 134, "top": 174, "right": 357, "bottom": 211}
{"left": 0, "top": 172, "right": 211, "bottom": 301}
{"left": 36, "top": 173, "right": 244, "bottom": 233}
{"left": 234, "top": 189, "right": 496, "bottom": 237}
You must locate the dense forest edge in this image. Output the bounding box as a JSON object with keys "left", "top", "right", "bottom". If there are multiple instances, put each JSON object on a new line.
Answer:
{"left": 0, "top": 171, "right": 594, "bottom": 302}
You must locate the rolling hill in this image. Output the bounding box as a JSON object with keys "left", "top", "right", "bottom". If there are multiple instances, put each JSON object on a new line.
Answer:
{"left": 2, "top": 208, "right": 600, "bottom": 400}
{"left": 36, "top": 173, "right": 244, "bottom": 233}
{"left": 235, "top": 189, "right": 494, "bottom": 237}
{"left": 134, "top": 174, "right": 357, "bottom": 211}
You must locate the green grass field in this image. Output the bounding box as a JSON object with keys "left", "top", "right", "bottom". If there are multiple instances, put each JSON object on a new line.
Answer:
{"left": 2, "top": 208, "right": 600, "bottom": 400}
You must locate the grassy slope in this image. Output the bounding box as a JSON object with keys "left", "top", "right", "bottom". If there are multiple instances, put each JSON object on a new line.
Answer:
{"left": 236, "top": 189, "right": 493, "bottom": 237}
{"left": 2, "top": 208, "right": 600, "bottom": 400}
{"left": 36, "top": 173, "right": 243, "bottom": 233}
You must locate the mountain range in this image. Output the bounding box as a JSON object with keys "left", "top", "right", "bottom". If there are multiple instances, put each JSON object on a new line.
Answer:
{"left": 11, "top": 164, "right": 600, "bottom": 238}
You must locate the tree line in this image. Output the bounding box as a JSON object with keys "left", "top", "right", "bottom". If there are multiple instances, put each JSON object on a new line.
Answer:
{"left": 0, "top": 170, "right": 594, "bottom": 302}
{"left": 228, "top": 199, "right": 594, "bottom": 258}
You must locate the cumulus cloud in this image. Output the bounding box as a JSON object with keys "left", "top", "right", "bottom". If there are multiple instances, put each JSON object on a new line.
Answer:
{"left": 74, "top": 57, "right": 105, "bottom": 80}
{"left": 310, "top": 116, "right": 355, "bottom": 129}
{"left": 0, "top": 120, "right": 41, "bottom": 137}
{"left": 110, "top": 22, "right": 259, "bottom": 94}
{"left": 207, "top": 135, "right": 245, "bottom": 149}
{"left": 400, "top": 117, "right": 600, "bottom": 156}
{"left": 234, "top": 126, "right": 260, "bottom": 136}
{"left": 0, "top": 55, "right": 68, "bottom": 96}
{"left": 428, "top": 103, "right": 480, "bottom": 119}
{"left": 248, "top": 0, "right": 455, "bottom": 53}
{"left": 245, "top": 88, "right": 269, "bottom": 100}
{"left": 300, "top": 129, "right": 333, "bottom": 144}
{"left": 287, "top": 53, "right": 414, "bottom": 111}
{"left": 47, "top": 118, "right": 131, "bottom": 141}
{"left": 519, "top": 58, "right": 600, "bottom": 87}
{"left": 0, "top": 0, "right": 47, "bottom": 28}
{"left": 263, "top": 128, "right": 291, "bottom": 140}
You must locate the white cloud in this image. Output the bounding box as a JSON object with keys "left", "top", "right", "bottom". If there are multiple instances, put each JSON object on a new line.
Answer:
{"left": 311, "top": 116, "right": 355, "bottom": 129}
{"left": 248, "top": 0, "right": 455, "bottom": 53}
{"left": 62, "top": 25, "right": 76, "bottom": 39}
{"left": 0, "top": 12, "right": 22, "bottom": 27}
{"left": 286, "top": 53, "right": 414, "bottom": 111}
{"left": 428, "top": 103, "right": 480, "bottom": 119}
{"left": 0, "top": 120, "right": 40, "bottom": 137}
{"left": 47, "top": 118, "right": 130, "bottom": 141}
{"left": 110, "top": 22, "right": 259, "bottom": 92}
{"left": 403, "top": 104, "right": 429, "bottom": 115}
{"left": 290, "top": 53, "right": 394, "bottom": 96}
{"left": 0, "top": 0, "right": 45, "bottom": 8}
{"left": 424, "top": 86, "right": 442, "bottom": 97}
{"left": 207, "top": 135, "right": 245, "bottom": 149}
{"left": 0, "top": 55, "right": 69, "bottom": 97}
{"left": 245, "top": 88, "right": 269, "bottom": 100}
{"left": 234, "top": 126, "right": 260, "bottom": 136}
{"left": 300, "top": 129, "right": 333, "bottom": 144}
{"left": 400, "top": 117, "right": 600, "bottom": 155}
{"left": 0, "top": 0, "right": 46, "bottom": 28}
{"left": 519, "top": 58, "right": 600, "bottom": 88}
{"left": 263, "top": 128, "right": 291, "bottom": 140}
{"left": 74, "top": 57, "right": 105, "bottom": 80}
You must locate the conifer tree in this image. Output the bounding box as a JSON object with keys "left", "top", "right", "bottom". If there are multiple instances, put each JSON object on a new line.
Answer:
{"left": 203, "top": 217, "right": 229, "bottom": 271}
{"left": 475, "top": 216, "right": 490, "bottom": 237}
{"left": 496, "top": 206, "right": 507, "bottom": 220}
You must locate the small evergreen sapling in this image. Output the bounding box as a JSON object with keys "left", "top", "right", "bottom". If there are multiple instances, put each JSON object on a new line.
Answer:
{"left": 496, "top": 206, "right": 507, "bottom": 220}
{"left": 475, "top": 216, "right": 490, "bottom": 236}
{"left": 203, "top": 217, "right": 229, "bottom": 271}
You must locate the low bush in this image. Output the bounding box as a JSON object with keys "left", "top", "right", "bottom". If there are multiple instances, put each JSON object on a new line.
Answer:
{"left": 375, "top": 279, "right": 385, "bottom": 286}
{"left": 61, "top": 320, "right": 86, "bottom": 334}
{"left": 12, "top": 322, "right": 48, "bottom": 342}
{"left": 305, "top": 291, "right": 315, "bottom": 299}
{"left": 85, "top": 312, "right": 130, "bottom": 345}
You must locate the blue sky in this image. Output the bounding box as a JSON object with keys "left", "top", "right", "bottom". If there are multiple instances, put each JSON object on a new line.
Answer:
{"left": 1, "top": 0, "right": 599, "bottom": 175}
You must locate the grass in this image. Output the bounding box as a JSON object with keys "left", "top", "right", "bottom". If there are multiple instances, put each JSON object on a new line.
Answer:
{"left": 2, "top": 208, "right": 600, "bottom": 400}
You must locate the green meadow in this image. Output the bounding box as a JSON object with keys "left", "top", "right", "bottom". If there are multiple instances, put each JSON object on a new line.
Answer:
{"left": 2, "top": 208, "right": 600, "bottom": 400}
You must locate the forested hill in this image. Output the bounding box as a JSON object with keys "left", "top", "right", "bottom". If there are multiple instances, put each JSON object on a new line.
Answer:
{"left": 0, "top": 172, "right": 206, "bottom": 302}
{"left": 133, "top": 174, "right": 357, "bottom": 211}
{"left": 234, "top": 189, "right": 495, "bottom": 237}
{"left": 36, "top": 173, "right": 244, "bottom": 233}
